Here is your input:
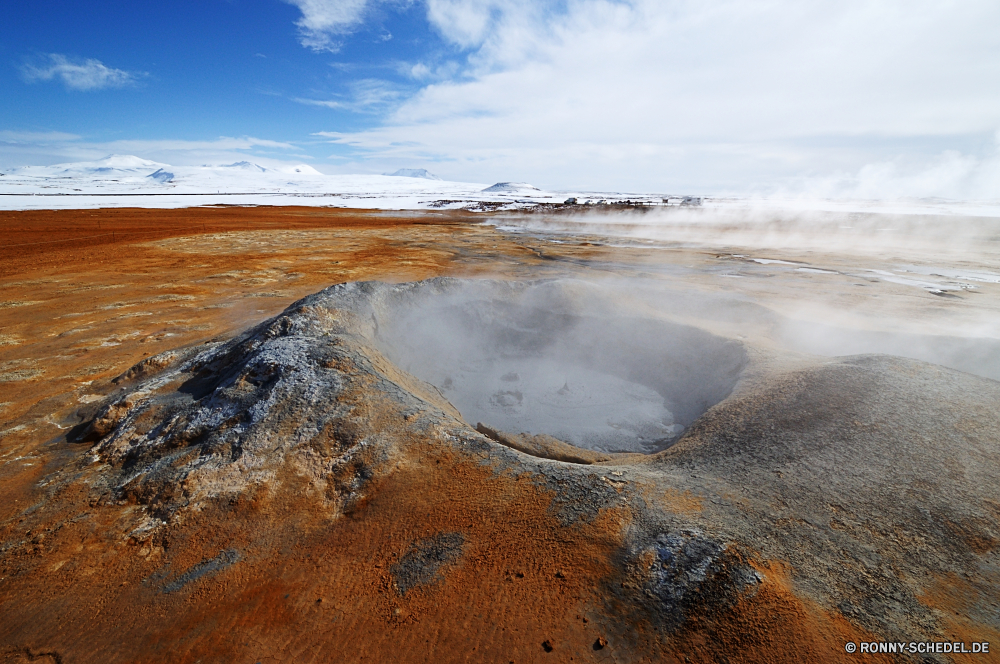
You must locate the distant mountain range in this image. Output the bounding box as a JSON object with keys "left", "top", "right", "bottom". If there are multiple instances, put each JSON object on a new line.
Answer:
{"left": 384, "top": 168, "right": 441, "bottom": 180}
{"left": 0, "top": 154, "right": 691, "bottom": 213}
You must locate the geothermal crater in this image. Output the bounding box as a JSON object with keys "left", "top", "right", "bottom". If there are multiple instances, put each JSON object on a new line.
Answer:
{"left": 372, "top": 279, "right": 747, "bottom": 453}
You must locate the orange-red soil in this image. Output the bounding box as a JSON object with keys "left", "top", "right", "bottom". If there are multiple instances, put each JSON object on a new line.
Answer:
{"left": 0, "top": 208, "right": 955, "bottom": 663}
{"left": 0, "top": 207, "right": 530, "bottom": 432}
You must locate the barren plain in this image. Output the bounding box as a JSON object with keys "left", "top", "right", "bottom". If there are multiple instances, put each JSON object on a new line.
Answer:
{"left": 1, "top": 206, "right": 999, "bottom": 663}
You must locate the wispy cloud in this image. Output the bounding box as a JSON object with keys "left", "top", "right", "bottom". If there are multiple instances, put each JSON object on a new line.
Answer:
{"left": 0, "top": 130, "right": 81, "bottom": 143}
{"left": 283, "top": 0, "right": 372, "bottom": 52}
{"left": 295, "top": 78, "right": 405, "bottom": 113}
{"left": 296, "top": 98, "right": 348, "bottom": 110}
{"left": 21, "top": 54, "right": 144, "bottom": 91}
{"left": 398, "top": 59, "right": 460, "bottom": 82}
{"left": 103, "top": 137, "right": 299, "bottom": 153}
{"left": 0, "top": 133, "right": 309, "bottom": 171}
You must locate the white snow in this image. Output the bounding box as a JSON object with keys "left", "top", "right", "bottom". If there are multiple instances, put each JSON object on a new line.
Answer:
{"left": 894, "top": 265, "right": 1000, "bottom": 284}
{"left": 148, "top": 169, "right": 174, "bottom": 183}
{"left": 750, "top": 258, "right": 801, "bottom": 265}
{"left": 796, "top": 267, "right": 838, "bottom": 274}
{"left": 0, "top": 155, "right": 573, "bottom": 211}
{"left": 862, "top": 270, "right": 965, "bottom": 293}
{"left": 482, "top": 182, "right": 540, "bottom": 193}
{"left": 4, "top": 155, "right": 999, "bottom": 218}
{"left": 2, "top": 155, "right": 675, "bottom": 211}
{"left": 219, "top": 161, "right": 268, "bottom": 172}
{"left": 384, "top": 168, "right": 441, "bottom": 180}
{"left": 39, "top": 154, "right": 169, "bottom": 176}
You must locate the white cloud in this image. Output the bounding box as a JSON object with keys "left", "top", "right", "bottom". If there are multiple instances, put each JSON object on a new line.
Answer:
{"left": 425, "top": 0, "right": 504, "bottom": 48}
{"left": 102, "top": 136, "right": 298, "bottom": 153}
{"left": 21, "top": 54, "right": 143, "bottom": 91}
{"left": 298, "top": 98, "right": 348, "bottom": 110}
{"left": 399, "top": 59, "right": 460, "bottom": 82}
{"left": 310, "top": 0, "right": 1000, "bottom": 194}
{"left": 295, "top": 78, "right": 405, "bottom": 112}
{"left": 0, "top": 130, "right": 81, "bottom": 143}
{"left": 283, "top": 0, "right": 372, "bottom": 52}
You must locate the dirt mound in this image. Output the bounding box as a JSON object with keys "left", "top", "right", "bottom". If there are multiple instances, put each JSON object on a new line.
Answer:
{"left": 2, "top": 278, "right": 999, "bottom": 662}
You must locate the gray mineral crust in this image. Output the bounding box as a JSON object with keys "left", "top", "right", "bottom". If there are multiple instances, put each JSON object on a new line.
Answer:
{"left": 76, "top": 278, "right": 1000, "bottom": 650}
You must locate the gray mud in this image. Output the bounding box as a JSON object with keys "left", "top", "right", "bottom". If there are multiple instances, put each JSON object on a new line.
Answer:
{"left": 70, "top": 277, "right": 1000, "bottom": 659}
{"left": 370, "top": 279, "right": 747, "bottom": 453}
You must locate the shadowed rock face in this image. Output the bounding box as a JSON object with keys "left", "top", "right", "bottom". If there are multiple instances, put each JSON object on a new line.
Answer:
{"left": 4, "top": 278, "right": 1000, "bottom": 663}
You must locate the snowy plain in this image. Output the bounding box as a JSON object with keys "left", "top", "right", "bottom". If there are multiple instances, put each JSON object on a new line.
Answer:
{"left": 0, "top": 155, "right": 599, "bottom": 211}
{"left": 6, "top": 154, "right": 999, "bottom": 218}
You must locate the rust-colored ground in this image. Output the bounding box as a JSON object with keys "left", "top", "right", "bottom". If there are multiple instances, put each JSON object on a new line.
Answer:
{"left": 0, "top": 207, "right": 956, "bottom": 663}
{"left": 0, "top": 207, "right": 538, "bottom": 435}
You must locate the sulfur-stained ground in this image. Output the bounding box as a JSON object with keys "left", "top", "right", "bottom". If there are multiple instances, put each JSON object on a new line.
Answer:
{"left": 1, "top": 207, "right": 999, "bottom": 664}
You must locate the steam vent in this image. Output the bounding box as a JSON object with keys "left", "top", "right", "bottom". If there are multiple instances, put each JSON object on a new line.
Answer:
{"left": 2, "top": 272, "right": 997, "bottom": 663}
{"left": 5, "top": 0, "right": 1000, "bottom": 656}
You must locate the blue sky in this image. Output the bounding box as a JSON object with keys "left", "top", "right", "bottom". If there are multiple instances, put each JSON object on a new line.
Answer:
{"left": 3, "top": 0, "right": 1000, "bottom": 196}
{"left": 0, "top": 0, "right": 441, "bottom": 162}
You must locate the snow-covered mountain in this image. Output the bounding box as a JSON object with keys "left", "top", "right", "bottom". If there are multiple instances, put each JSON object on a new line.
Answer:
{"left": 10, "top": 155, "right": 170, "bottom": 178}
{"left": 0, "top": 155, "right": 475, "bottom": 209}
{"left": 384, "top": 168, "right": 441, "bottom": 180}
{"left": 0, "top": 154, "right": 675, "bottom": 211}
{"left": 482, "top": 182, "right": 540, "bottom": 193}
{"left": 7, "top": 155, "right": 328, "bottom": 186}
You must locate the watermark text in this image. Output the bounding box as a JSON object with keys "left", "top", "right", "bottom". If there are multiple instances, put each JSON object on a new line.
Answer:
{"left": 845, "top": 641, "right": 989, "bottom": 655}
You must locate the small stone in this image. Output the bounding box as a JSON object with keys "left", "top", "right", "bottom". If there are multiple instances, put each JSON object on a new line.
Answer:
{"left": 593, "top": 636, "right": 608, "bottom": 650}
{"left": 542, "top": 640, "right": 554, "bottom": 652}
